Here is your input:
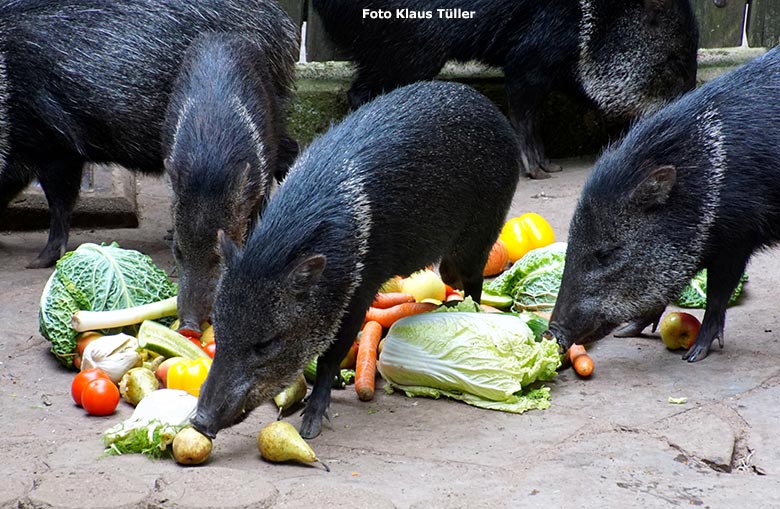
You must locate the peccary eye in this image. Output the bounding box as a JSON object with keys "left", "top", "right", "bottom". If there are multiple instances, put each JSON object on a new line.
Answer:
{"left": 593, "top": 246, "right": 620, "bottom": 266}
{"left": 252, "top": 337, "right": 278, "bottom": 357}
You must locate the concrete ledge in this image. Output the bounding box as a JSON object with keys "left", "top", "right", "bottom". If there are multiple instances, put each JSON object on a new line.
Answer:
{"left": 1, "top": 47, "right": 764, "bottom": 232}
{"left": 1, "top": 164, "right": 138, "bottom": 231}
{"left": 291, "top": 46, "right": 768, "bottom": 150}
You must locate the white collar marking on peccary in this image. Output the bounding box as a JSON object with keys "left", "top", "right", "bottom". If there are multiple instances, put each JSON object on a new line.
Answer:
{"left": 326, "top": 162, "right": 372, "bottom": 344}
{"left": 576, "top": 0, "right": 658, "bottom": 118}
{"left": 694, "top": 104, "right": 727, "bottom": 254}
{"left": 168, "top": 97, "right": 195, "bottom": 167}
{"left": 0, "top": 52, "right": 9, "bottom": 174}
{"left": 230, "top": 95, "right": 267, "bottom": 172}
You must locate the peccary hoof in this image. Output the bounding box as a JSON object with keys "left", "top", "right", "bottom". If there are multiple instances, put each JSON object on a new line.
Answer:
{"left": 299, "top": 414, "right": 323, "bottom": 439}
{"left": 682, "top": 342, "right": 710, "bottom": 362}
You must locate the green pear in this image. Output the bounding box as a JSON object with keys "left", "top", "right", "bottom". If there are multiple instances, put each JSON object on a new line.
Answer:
{"left": 273, "top": 374, "right": 308, "bottom": 419}
{"left": 257, "top": 421, "right": 329, "bottom": 471}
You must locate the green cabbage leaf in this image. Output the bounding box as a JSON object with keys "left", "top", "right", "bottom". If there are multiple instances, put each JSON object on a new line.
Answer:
{"left": 676, "top": 269, "right": 748, "bottom": 308}
{"left": 483, "top": 242, "right": 567, "bottom": 312}
{"left": 39, "top": 243, "right": 177, "bottom": 367}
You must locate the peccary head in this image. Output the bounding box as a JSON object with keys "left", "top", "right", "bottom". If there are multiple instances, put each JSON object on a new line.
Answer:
{"left": 166, "top": 158, "right": 266, "bottom": 336}
{"left": 548, "top": 98, "right": 719, "bottom": 351}
{"left": 191, "top": 232, "right": 330, "bottom": 438}
{"left": 577, "top": 0, "right": 699, "bottom": 119}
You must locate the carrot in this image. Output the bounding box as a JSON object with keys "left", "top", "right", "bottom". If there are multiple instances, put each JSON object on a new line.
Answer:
{"left": 568, "top": 344, "right": 587, "bottom": 363}
{"left": 568, "top": 343, "right": 594, "bottom": 378}
{"left": 573, "top": 355, "right": 594, "bottom": 377}
{"left": 364, "top": 302, "right": 437, "bottom": 328}
{"left": 355, "top": 321, "right": 383, "bottom": 401}
{"left": 371, "top": 292, "right": 416, "bottom": 309}
{"left": 444, "top": 284, "right": 458, "bottom": 296}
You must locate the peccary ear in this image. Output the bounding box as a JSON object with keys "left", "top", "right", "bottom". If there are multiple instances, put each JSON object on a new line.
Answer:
{"left": 287, "top": 254, "right": 327, "bottom": 298}
{"left": 218, "top": 229, "right": 241, "bottom": 267}
{"left": 630, "top": 165, "right": 677, "bottom": 208}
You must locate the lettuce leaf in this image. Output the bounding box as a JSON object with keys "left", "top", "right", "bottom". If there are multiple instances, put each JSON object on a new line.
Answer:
{"left": 376, "top": 312, "right": 561, "bottom": 413}
{"left": 39, "top": 243, "right": 177, "bottom": 367}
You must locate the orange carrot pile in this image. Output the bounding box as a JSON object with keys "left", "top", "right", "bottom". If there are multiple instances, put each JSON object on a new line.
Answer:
{"left": 355, "top": 321, "right": 383, "bottom": 401}
{"left": 568, "top": 343, "right": 594, "bottom": 377}
{"left": 364, "top": 302, "right": 437, "bottom": 328}
{"left": 371, "top": 292, "right": 415, "bottom": 309}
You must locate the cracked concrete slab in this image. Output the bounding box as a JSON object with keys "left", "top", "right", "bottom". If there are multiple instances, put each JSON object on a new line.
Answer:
{"left": 651, "top": 407, "right": 736, "bottom": 472}
{"left": 728, "top": 381, "right": 780, "bottom": 475}
{"left": 24, "top": 471, "right": 151, "bottom": 509}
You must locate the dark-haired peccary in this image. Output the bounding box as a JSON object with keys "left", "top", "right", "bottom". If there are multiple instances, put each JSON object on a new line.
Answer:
{"left": 0, "top": 0, "right": 298, "bottom": 269}
{"left": 163, "top": 33, "right": 297, "bottom": 337}
{"left": 191, "top": 81, "right": 520, "bottom": 439}
{"left": 546, "top": 47, "right": 780, "bottom": 363}
{"left": 312, "top": 0, "right": 698, "bottom": 178}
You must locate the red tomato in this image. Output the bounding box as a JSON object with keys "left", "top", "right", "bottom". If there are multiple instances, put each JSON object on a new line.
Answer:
{"left": 71, "top": 368, "right": 111, "bottom": 407}
{"left": 81, "top": 378, "right": 120, "bottom": 416}
{"left": 203, "top": 342, "right": 216, "bottom": 358}
{"left": 186, "top": 336, "right": 204, "bottom": 349}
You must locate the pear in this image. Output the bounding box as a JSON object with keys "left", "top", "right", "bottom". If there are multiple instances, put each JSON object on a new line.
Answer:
{"left": 273, "top": 374, "right": 308, "bottom": 419}
{"left": 173, "top": 427, "right": 212, "bottom": 465}
{"left": 257, "top": 421, "right": 329, "bottom": 471}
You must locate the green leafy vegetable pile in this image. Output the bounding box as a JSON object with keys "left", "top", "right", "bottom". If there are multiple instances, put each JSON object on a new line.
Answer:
{"left": 483, "top": 242, "right": 567, "bottom": 312}
{"left": 376, "top": 312, "right": 561, "bottom": 413}
{"left": 39, "top": 243, "right": 177, "bottom": 367}
{"left": 676, "top": 269, "right": 748, "bottom": 308}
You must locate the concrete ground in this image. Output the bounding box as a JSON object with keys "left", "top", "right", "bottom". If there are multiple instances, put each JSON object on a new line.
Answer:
{"left": 1, "top": 158, "right": 779, "bottom": 509}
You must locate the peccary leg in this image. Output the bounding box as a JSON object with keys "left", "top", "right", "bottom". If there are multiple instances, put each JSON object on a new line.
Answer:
{"left": 347, "top": 66, "right": 390, "bottom": 109}
{"left": 0, "top": 161, "right": 34, "bottom": 213}
{"left": 613, "top": 305, "right": 665, "bottom": 337}
{"left": 440, "top": 240, "right": 490, "bottom": 302}
{"left": 504, "top": 62, "right": 560, "bottom": 179}
{"left": 28, "top": 158, "right": 84, "bottom": 269}
{"left": 348, "top": 57, "right": 444, "bottom": 110}
{"left": 300, "top": 306, "right": 367, "bottom": 438}
{"left": 684, "top": 256, "right": 748, "bottom": 362}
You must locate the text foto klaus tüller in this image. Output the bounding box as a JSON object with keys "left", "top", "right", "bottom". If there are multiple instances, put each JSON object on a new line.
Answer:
{"left": 362, "top": 8, "right": 476, "bottom": 20}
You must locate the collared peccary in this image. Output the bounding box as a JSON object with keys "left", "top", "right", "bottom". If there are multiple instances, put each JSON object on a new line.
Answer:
{"left": 0, "top": 0, "right": 298, "bottom": 269}
{"left": 190, "top": 81, "right": 521, "bottom": 439}
{"left": 163, "top": 33, "right": 297, "bottom": 336}
{"left": 546, "top": 47, "right": 780, "bottom": 363}
{"left": 312, "top": 0, "right": 699, "bottom": 179}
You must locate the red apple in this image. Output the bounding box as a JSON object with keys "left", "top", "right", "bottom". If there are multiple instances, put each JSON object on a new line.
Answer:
{"left": 659, "top": 312, "right": 701, "bottom": 350}
{"left": 155, "top": 357, "right": 185, "bottom": 388}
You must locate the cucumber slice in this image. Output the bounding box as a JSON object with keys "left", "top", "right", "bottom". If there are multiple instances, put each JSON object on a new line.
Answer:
{"left": 480, "top": 291, "right": 513, "bottom": 310}
{"left": 137, "top": 320, "right": 209, "bottom": 360}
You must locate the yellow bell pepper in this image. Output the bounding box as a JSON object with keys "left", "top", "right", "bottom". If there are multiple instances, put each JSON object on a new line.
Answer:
{"left": 166, "top": 358, "right": 212, "bottom": 397}
{"left": 499, "top": 213, "right": 555, "bottom": 262}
